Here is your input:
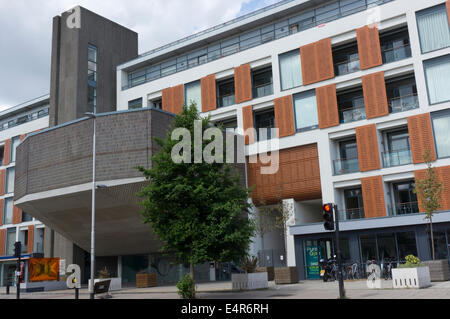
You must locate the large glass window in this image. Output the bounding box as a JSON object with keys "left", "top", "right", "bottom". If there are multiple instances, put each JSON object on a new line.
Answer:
{"left": 6, "top": 228, "right": 16, "bottom": 256}
{"left": 5, "top": 167, "right": 14, "bottom": 194}
{"left": 382, "top": 128, "right": 412, "bottom": 167}
{"left": 380, "top": 27, "right": 411, "bottom": 64}
{"left": 128, "top": 98, "right": 143, "bottom": 110}
{"left": 184, "top": 81, "right": 202, "bottom": 109}
{"left": 88, "top": 44, "right": 98, "bottom": 113}
{"left": 88, "top": 86, "right": 97, "bottom": 113}
{"left": 3, "top": 198, "right": 13, "bottom": 225}
{"left": 392, "top": 181, "right": 419, "bottom": 216}
{"left": 10, "top": 136, "right": 20, "bottom": 163}
{"left": 252, "top": 67, "right": 273, "bottom": 98}
{"left": 416, "top": 4, "right": 450, "bottom": 54}
{"left": 279, "top": 50, "right": 302, "bottom": 91}
{"left": 333, "top": 42, "right": 360, "bottom": 76}
{"left": 337, "top": 87, "right": 366, "bottom": 123}
{"left": 377, "top": 234, "right": 398, "bottom": 261}
{"left": 360, "top": 235, "right": 377, "bottom": 262}
{"left": 386, "top": 75, "right": 418, "bottom": 113}
{"left": 293, "top": 90, "right": 318, "bottom": 132}
{"left": 216, "top": 78, "right": 235, "bottom": 108}
{"left": 424, "top": 55, "right": 450, "bottom": 105}
{"left": 397, "top": 232, "right": 417, "bottom": 260}
{"left": 334, "top": 139, "right": 359, "bottom": 175}
{"left": 254, "top": 109, "right": 275, "bottom": 141}
{"left": 432, "top": 110, "right": 450, "bottom": 158}
{"left": 343, "top": 188, "right": 364, "bottom": 220}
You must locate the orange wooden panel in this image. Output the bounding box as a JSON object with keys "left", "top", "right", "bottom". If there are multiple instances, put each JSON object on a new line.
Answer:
{"left": 439, "top": 166, "right": 450, "bottom": 211}
{"left": 300, "top": 38, "right": 334, "bottom": 85}
{"left": 0, "top": 169, "right": 4, "bottom": 196}
{"left": 357, "top": 25, "right": 382, "bottom": 70}
{"left": 274, "top": 96, "right": 295, "bottom": 138}
{"left": 162, "top": 87, "right": 173, "bottom": 113}
{"left": 362, "top": 72, "right": 389, "bottom": 119}
{"left": 235, "top": 64, "right": 252, "bottom": 104}
{"left": 3, "top": 139, "right": 11, "bottom": 166}
{"left": 316, "top": 84, "right": 339, "bottom": 129}
{"left": 0, "top": 199, "right": 3, "bottom": 227}
{"left": 361, "top": 176, "right": 387, "bottom": 218}
{"left": 356, "top": 124, "right": 381, "bottom": 172}
{"left": 0, "top": 229, "right": 5, "bottom": 256}
{"left": 201, "top": 74, "right": 217, "bottom": 112}
{"left": 242, "top": 105, "right": 254, "bottom": 145}
{"left": 162, "top": 85, "right": 184, "bottom": 114}
{"left": 447, "top": 1, "right": 450, "bottom": 25}
{"left": 28, "top": 225, "right": 34, "bottom": 254}
{"left": 12, "top": 205, "right": 22, "bottom": 225}
{"left": 407, "top": 113, "right": 437, "bottom": 164}
{"left": 247, "top": 144, "right": 322, "bottom": 205}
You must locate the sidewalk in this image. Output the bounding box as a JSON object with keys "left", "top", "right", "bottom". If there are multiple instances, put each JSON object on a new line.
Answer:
{"left": 1, "top": 279, "right": 450, "bottom": 299}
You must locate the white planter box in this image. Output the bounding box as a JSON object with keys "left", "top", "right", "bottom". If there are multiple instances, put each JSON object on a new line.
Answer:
{"left": 232, "top": 272, "right": 268, "bottom": 291}
{"left": 88, "top": 278, "right": 122, "bottom": 292}
{"left": 392, "top": 267, "right": 431, "bottom": 289}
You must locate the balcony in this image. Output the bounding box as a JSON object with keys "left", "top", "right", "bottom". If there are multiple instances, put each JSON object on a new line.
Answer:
{"left": 382, "top": 148, "right": 412, "bottom": 168}
{"left": 333, "top": 157, "right": 360, "bottom": 175}
{"left": 217, "top": 93, "right": 235, "bottom": 108}
{"left": 334, "top": 58, "right": 360, "bottom": 76}
{"left": 388, "top": 202, "right": 420, "bottom": 216}
{"left": 382, "top": 43, "right": 412, "bottom": 64}
{"left": 339, "top": 106, "right": 366, "bottom": 124}
{"left": 338, "top": 207, "right": 365, "bottom": 221}
{"left": 388, "top": 93, "right": 419, "bottom": 113}
{"left": 252, "top": 83, "right": 273, "bottom": 99}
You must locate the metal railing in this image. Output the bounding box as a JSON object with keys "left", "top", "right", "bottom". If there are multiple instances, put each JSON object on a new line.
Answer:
{"left": 388, "top": 202, "right": 420, "bottom": 216}
{"left": 253, "top": 83, "right": 274, "bottom": 99}
{"left": 123, "top": 0, "right": 394, "bottom": 90}
{"left": 339, "top": 207, "right": 365, "bottom": 221}
{"left": 382, "top": 148, "right": 412, "bottom": 167}
{"left": 388, "top": 93, "right": 419, "bottom": 113}
{"left": 382, "top": 43, "right": 412, "bottom": 64}
{"left": 334, "top": 58, "right": 360, "bottom": 76}
{"left": 339, "top": 106, "right": 366, "bottom": 123}
{"left": 333, "top": 157, "right": 360, "bottom": 175}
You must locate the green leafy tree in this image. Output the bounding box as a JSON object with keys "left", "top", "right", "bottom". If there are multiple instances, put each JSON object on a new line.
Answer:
{"left": 137, "top": 103, "right": 255, "bottom": 282}
{"left": 414, "top": 149, "right": 444, "bottom": 261}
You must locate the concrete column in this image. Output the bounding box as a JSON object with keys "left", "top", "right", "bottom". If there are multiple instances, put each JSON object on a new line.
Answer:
{"left": 283, "top": 199, "right": 297, "bottom": 267}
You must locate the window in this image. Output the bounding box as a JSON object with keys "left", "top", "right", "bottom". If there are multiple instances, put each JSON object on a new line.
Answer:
{"left": 22, "top": 212, "right": 33, "bottom": 222}
{"left": 216, "top": 78, "right": 235, "bottom": 108}
{"left": 333, "top": 42, "right": 360, "bottom": 76}
{"left": 35, "top": 228, "right": 45, "bottom": 253}
{"left": 293, "top": 90, "right": 318, "bottom": 132}
{"left": 397, "top": 232, "right": 417, "bottom": 260}
{"left": 382, "top": 128, "right": 412, "bottom": 167}
{"left": 252, "top": 67, "right": 273, "bottom": 98}
{"left": 5, "top": 167, "right": 14, "bottom": 194}
{"left": 19, "top": 230, "right": 28, "bottom": 253}
{"left": 416, "top": 4, "right": 450, "bottom": 53}
{"left": 10, "top": 136, "right": 20, "bottom": 163}
{"left": 88, "top": 86, "right": 97, "bottom": 113}
{"left": 380, "top": 27, "right": 411, "bottom": 64}
{"left": 432, "top": 110, "right": 450, "bottom": 159}
{"left": 279, "top": 50, "right": 302, "bottom": 91}
{"left": 88, "top": 44, "right": 98, "bottom": 113}
{"left": 344, "top": 188, "right": 364, "bottom": 220}
{"left": 128, "top": 98, "right": 143, "bottom": 110}
{"left": 214, "top": 118, "right": 238, "bottom": 130}
{"left": 3, "top": 198, "right": 13, "bottom": 225}
{"left": 377, "top": 233, "right": 398, "bottom": 261}
{"left": 386, "top": 75, "right": 418, "bottom": 113}
{"left": 360, "top": 235, "right": 377, "bottom": 261}
{"left": 184, "top": 81, "right": 202, "bottom": 109}
{"left": 148, "top": 97, "right": 162, "bottom": 110}
{"left": 38, "top": 108, "right": 49, "bottom": 118}
{"left": 0, "top": 145, "right": 3, "bottom": 164}
{"left": 337, "top": 87, "right": 366, "bottom": 123}
{"left": 424, "top": 55, "right": 450, "bottom": 105}
{"left": 6, "top": 228, "right": 16, "bottom": 256}
{"left": 334, "top": 139, "right": 359, "bottom": 175}
{"left": 391, "top": 181, "right": 419, "bottom": 216}
{"left": 254, "top": 109, "right": 275, "bottom": 141}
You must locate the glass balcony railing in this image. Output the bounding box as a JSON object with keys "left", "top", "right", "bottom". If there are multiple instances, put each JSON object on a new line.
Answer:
{"left": 333, "top": 158, "right": 360, "bottom": 175}
{"left": 388, "top": 202, "right": 420, "bottom": 216}
{"left": 252, "top": 83, "right": 273, "bottom": 99}
{"left": 382, "top": 43, "right": 412, "bottom": 64}
{"left": 339, "top": 106, "right": 366, "bottom": 124}
{"left": 382, "top": 148, "right": 412, "bottom": 168}
{"left": 334, "top": 59, "right": 360, "bottom": 76}
{"left": 388, "top": 94, "right": 419, "bottom": 113}
{"left": 338, "top": 207, "right": 365, "bottom": 221}
{"left": 217, "top": 94, "right": 235, "bottom": 108}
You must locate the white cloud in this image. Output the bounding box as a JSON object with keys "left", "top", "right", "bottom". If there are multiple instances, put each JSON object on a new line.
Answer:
{"left": 0, "top": 0, "right": 277, "bottom": 111}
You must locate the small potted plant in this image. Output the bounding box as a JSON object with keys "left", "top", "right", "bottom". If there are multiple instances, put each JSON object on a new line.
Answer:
{"left": 232, "top": 256, "right": 268, "bottom": 291}
{"left": 392, "top": 255, "right": 431, "bottom": 289}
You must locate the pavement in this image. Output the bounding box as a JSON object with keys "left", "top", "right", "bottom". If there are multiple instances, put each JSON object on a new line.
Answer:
{"left": 1, "top": 279, "right": 450, "bottom": 299}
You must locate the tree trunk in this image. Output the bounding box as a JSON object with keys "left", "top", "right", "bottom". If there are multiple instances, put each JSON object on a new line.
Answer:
{"left": 430, "top": 216, "right": 436, "bottom": 261}
{"left": 190, "top": 263, "right": 195, "bottom": 281}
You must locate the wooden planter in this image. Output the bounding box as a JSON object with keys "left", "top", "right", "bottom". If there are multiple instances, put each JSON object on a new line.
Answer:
{"left": 256, "top": 267, "right": 274, "bottom": 281}
{"left": 231, "top": 272, "right": 268, "bottom": 291}
{"left": 423, "top": 260, "right": 450, "bottom": 282}
{"left": 274, "top": 267, "right": 299, "bottom": 284}
{"left": 136, "top": 273, "right": 157, "bottom": 288}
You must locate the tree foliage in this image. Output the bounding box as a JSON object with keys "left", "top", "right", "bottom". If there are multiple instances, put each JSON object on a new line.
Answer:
{"left": 137, "top": 104, "right": 255, "bottom": 275}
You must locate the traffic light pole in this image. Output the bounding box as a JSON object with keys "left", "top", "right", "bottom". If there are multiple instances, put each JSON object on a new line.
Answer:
{"left": 333, "top": 205, "right": 345, "bottom": 299}
{"left": 16, "top": 255, "right": 21, "bottom": 300}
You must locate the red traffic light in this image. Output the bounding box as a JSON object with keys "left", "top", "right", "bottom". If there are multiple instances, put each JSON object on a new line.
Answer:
{"left": 323, "top": 204, "right": 332, "bottom": 212}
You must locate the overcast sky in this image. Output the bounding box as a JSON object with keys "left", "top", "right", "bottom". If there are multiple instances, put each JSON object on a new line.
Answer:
{"left": 0, "top": 0, "right": 280, "bottom": 111}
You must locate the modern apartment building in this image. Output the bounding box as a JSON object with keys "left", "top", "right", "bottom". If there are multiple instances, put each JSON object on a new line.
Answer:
{"left": 11, "top": 0, "right": 450, "bottom": 283}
